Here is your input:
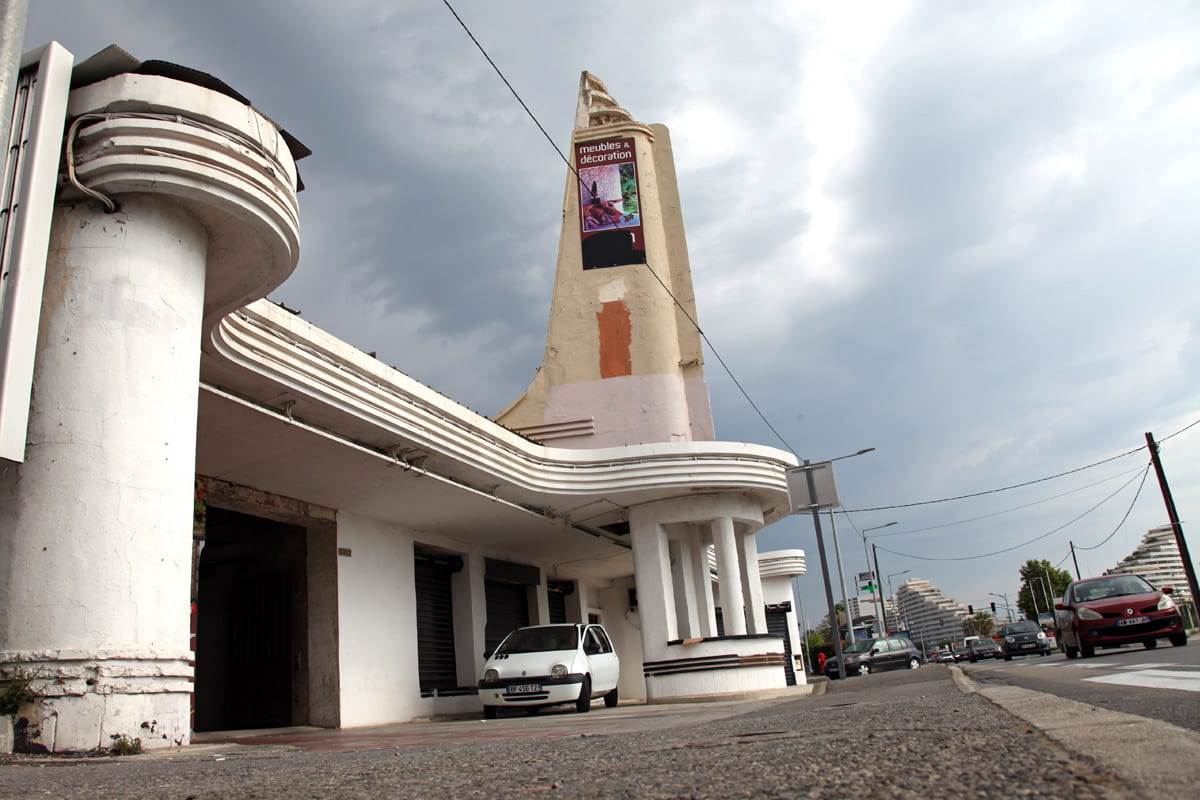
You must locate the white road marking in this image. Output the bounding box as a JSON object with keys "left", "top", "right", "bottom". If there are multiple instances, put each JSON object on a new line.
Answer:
{"left": 1115, "top": 662, "right": 1180, "bottom": 670}
{"left": 1084, "top": 669, "right": 1200, "bottom": 692}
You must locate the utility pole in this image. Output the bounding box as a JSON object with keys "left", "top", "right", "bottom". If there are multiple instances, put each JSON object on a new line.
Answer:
{"left": 1145, "top": 431, "right": 1200, "bottom": 614}
{"left": 828, "top": 509, "right": 853, "bottom": 643}
{"left": 802, "top": 460, "right": 846, "bottom": 679}
{"left": 1069, "top": 541, "right": 1081, "bottom": 580}
{"left": 871, "top": 543, "right": 889, "bottom": 633}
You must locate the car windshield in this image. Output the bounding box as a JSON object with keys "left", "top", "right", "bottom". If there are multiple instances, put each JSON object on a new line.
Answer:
{"left": 496, "top": 625, "right": 578, "bottom": 654}
{"left": 971, "top": 640, "right": 994, "bottom": 649}
{"left": 1005, "top": 621, "right": 1039, "bottom": 634}
{"left": 1074, "top": 575, "right": 1154, "bottom": 602}
{"left": 843, "top": 640, "right": 878, "bottom": 654}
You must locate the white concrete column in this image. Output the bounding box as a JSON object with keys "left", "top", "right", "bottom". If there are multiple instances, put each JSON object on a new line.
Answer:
{"left": 0, "top": 196, "right": 207, "bottom": 751}
{"left": 712, "top": 516, "right": 746, "bottom": 636}
{"left": 629, "top": 509, "right": 677, "bottom": 658}
{"left": 737, "top": 527, "right": 768, "bottom": 634}
{"left": 453, "top": 552, "right": 487, "bottom": 687}
{"left": 669, "top": 531, "right": 701, "bottom": 639}
{"left": 690, "top": 528, "right": 717, "bottom": 637}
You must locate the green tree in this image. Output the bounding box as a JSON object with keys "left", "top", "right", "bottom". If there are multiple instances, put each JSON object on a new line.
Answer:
{"left": 962, "top": 612, "right": 995, "bottom": 636}
{"left": 1017, "top": 559, "right": 1074, "bottom": 620}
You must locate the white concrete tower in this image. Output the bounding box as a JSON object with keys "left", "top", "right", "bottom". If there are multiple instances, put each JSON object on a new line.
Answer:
{"left": 496, "top": 73, "right": 714, "bottom": 448}
{"left": 0, "top": 51, "right": 302, "bottom": 752}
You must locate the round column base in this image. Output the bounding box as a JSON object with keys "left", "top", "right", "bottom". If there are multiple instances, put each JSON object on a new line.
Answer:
{"left": 1, "top": 652, "right": 193, "bottom": 753}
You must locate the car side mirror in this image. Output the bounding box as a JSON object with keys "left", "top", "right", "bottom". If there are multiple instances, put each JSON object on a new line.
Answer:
{"left": 869, "top": 648, "right": 879, "bottom": 655}
{"left": 482, "top": 650, "right": 492, "bottom": 659}
{"left": 1162, "top": 586, "right": 1173, "bottom": 595}
{"left": 1054, "top": 603, "right": 1067, "bottom": 611}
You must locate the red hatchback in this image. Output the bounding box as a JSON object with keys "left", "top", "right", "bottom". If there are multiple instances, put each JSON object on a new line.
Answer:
{"left": 1054, "top": 574, "right": 1187, "bottom": 659}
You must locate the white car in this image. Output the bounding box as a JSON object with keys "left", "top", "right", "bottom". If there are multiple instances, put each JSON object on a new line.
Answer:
{"left": 478, "top": 623, "right": 619, "bottom": 718}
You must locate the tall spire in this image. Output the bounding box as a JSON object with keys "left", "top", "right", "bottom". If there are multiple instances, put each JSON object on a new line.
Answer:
{"left": 496, "top": 74, "right": 714, "bottom": 448}
{"left": 574, "top": 71, "right": 633, "bottom": 129}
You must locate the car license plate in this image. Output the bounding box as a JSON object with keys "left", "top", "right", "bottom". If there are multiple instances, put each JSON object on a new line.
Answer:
{"left": 507, "top": 683, "right": 541, "bottom": 694}
{"left": 1116, "top": 616, "right": 1150, "bottom": 627}
{"left": 1020, "top": 643, "right": 1034, "bottom": 649}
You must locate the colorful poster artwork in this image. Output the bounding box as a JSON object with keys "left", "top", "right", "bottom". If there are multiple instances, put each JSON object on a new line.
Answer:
{"left": 575, "top": 137, "right": 646, "bottom": 269}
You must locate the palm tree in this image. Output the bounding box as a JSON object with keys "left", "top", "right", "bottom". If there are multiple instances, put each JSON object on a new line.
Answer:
{"left": 962, "top": 611, "right": 995, "bottom": 637}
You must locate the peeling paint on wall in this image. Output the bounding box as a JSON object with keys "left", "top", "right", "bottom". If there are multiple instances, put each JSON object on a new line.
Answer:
{"left": 596, "top": 300, "right": 632, "bottom": 378}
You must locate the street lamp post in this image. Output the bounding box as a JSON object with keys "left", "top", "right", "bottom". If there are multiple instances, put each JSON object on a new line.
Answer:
{"left": 787, "top": 448, "right": 876, "bottom": 681}
{"left": 829, "top": 509, "right": 853, "bottom": 642}
{"left": 861, "top": 522, "right": 897, "bottom": 635}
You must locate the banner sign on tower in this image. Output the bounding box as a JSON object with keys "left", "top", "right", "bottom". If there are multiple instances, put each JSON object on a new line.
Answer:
{"left": 575, "top": 137, "right": 646, "bottom": 270}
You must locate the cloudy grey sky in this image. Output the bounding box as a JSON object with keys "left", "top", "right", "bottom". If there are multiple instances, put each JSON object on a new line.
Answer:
{"left": 25, "top": 1, "right": 1200, "bottom": 624}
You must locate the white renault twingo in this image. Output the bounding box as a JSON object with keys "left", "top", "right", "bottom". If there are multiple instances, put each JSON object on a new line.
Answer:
{"left": 478, "top": 623, "right": 619, "bottom": 718}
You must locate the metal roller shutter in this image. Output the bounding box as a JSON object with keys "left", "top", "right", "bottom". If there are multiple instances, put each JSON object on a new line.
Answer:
{"left": 765, "top": 607, "right": 797, "bottom": 686}
{"left": 414, "top": 556, "right": 458, "bottom": 693}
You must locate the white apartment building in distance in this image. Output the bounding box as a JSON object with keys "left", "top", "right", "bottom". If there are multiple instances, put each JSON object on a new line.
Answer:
{"left": 1107, "top": 525, "right": 1193, "bottom": 603}
{"left": 894, "top": 578, "right": 969, "bottom": 651}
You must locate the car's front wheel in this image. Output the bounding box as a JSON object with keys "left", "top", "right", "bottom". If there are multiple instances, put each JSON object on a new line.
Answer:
{"left": 1143, "top": 638, "right": 1158, "bottom": 650}
{"left": 604, "top": 687, "right": 619, "bottom": 708}
{"left": 858, "top": 663, "right": 871, "bottom": 676}
{"left": 1004, "top": 653, "right": 1012, "bottom": 661}
{"left": 1079, "top": 640, "right": 1095, "bottom": 658}
{"left": 1169, "top": 631, "right": 1188, "bottom": 647}
{"left": 483, "top": 706, "right": 497, "bottom": 720}
{"left": 576, "top": 677, "right": 592, "bottom": 713}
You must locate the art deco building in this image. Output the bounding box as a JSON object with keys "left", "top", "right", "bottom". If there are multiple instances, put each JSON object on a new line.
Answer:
{"left": 0, "top": 47, "right": 800, "bottom": 753}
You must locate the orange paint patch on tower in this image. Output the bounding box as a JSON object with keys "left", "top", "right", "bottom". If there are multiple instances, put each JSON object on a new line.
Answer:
{"left": 596, "top": 300, "right": 632, "bottom": 378}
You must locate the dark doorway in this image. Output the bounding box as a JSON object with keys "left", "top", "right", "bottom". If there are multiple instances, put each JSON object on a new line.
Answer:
{"left": 414, "top": 551, "right": 461, "bottom": 694}
{"left": 484, "top": 581, "right": 530, "bottom": 655}
{"left": 195, "top": 507, "right": 307, "bottom": 731}
{"left": 765, "top": 604, "right": 797, "bottom": 686}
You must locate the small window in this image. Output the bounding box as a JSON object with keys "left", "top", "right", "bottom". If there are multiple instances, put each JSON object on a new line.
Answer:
{"left": 593, "top": 627, "right": 613, "bottom": 653}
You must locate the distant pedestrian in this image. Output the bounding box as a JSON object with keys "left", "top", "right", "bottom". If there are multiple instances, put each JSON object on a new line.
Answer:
{"left": 818, "top": 652, "right": 827, "bottom": 672}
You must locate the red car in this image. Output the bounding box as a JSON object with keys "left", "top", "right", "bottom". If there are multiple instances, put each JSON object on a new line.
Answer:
{"left": 1054, "top": 574, "right": 1187, "bottom": 659}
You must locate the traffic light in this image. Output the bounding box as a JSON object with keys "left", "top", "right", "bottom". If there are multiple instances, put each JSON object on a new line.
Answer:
{"left": 968, "top": 604, "right": 974, "bottom": 615}
{"left": 990, "top": 602, "right": 997, "bottom": 613}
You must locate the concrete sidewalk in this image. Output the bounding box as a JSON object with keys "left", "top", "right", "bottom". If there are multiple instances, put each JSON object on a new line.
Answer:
{"left": 0, "top": 667, "right": 1195, "bottom": 799}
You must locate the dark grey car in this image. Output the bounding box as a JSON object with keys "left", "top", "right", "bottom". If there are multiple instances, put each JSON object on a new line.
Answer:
{"left": 998, "top": 620, "right": 1052, "bottom": 660}
{"left": 824, "top": 636, "right": 922, "bottom": 678}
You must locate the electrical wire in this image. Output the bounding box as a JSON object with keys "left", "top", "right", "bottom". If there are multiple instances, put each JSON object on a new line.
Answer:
{"left": 1159, "top": 415, "right": 1200, "bottom": 443}
{"left": 839, "top": 444, "right": 1146, "bottom": 513}
{"left": 866, "top": 464, "right": 1148, "bottom": 538}
{"left": 874, "top": 463, "right": 1151, "bottom": 562}
{"left": 1074, "top": 466, "right": 1152, "bottom": 550}
{"left": 439, "top": 0, "right": 797, "bottom": 456}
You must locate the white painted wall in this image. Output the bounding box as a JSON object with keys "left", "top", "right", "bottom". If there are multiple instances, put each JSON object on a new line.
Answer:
{"left": 336, "top": 512, "right": 419, "bottom": 727}
{"left": 595, "top": 577, "right": 646, "bottom": 702}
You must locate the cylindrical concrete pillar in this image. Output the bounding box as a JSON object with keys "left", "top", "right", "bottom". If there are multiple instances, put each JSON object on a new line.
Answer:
{"left": 0, "top": 196, "right": 207, "bottom": 751}
{"left": 712, "top": 516, "right": 746, "bottom": 636}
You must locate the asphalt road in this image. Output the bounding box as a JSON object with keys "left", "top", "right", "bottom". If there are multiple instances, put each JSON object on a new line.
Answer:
{"left": 0, "top": 667, "right": 1146, "bottom": 800}
{"left": 961, "top": 641, "right": 1199, "bottom": 732}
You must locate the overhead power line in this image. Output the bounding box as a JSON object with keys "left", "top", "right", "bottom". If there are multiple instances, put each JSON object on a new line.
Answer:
{"left": 874, "top": 463, "right": 1151, "bottom": 562}
{"left": 839, "top": 445, "right": 1146, "bottom": 513}
{"left": 440, "top": 0, "right": 797, "bottom": 455}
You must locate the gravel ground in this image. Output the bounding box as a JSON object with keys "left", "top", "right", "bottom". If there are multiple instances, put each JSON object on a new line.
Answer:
{"left": 0, "top": 668, "right": 1130, "bottom": 799}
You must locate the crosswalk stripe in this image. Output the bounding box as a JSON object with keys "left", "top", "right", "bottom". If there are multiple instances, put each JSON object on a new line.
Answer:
{"left": 1084, "top": 669, "right": 1200, "bottom": 693}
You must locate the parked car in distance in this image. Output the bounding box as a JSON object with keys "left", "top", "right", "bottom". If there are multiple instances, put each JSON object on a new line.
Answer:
{"left": 823, "top": 636, "right": 923, "bottom": 678}
{"left": 478, "top": 623, "right": 619, "bottom": 718}
{"left": 1054, "top": 574, "right": 1187, "bottom": 659}
{"left": 966, "top": 637, "right": 1000, "bottom": 662}
{"left": 950, "top": 646, "right": 970, "bottom": 662}
{"left": 998, "top": 619, "right": 1052, "bottom": 660}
